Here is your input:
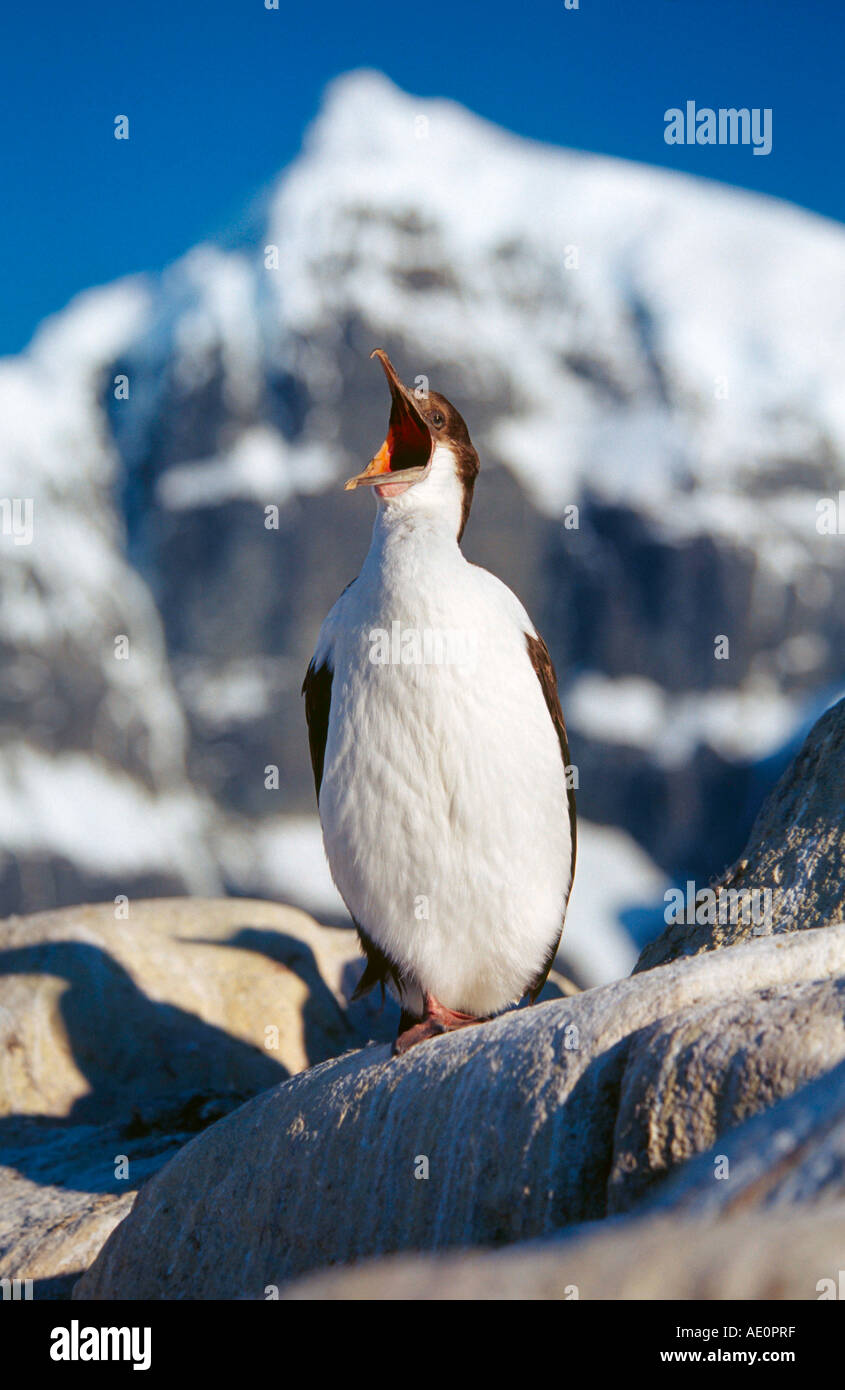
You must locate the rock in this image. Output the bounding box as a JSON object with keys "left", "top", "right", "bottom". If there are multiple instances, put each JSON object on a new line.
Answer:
{"left": 1, "top": 1176, "right": 135, "bottom": 1302}
{"left": 0, "top": 1091, "right": 290, "bottom": 1301}
{"left": 0, "top": 897, "right": 395, "bottom": 1124}
{"left": 282, "top": 1056, "right": 845, "bottom": 1299}
{"left": 0, "top": 1124, "right": 182, "bottom": 1301}
{"left": 74, "top": 924, "right": 845, "bottom": 1300}
{"left": 0, "top": 897, "right": 398, "bottom": 1296}
{"left": 607, "top": 977, "right": 845, "bottom": 1213}
{"left": 636, "top": 696, "right": 845, "bottom": 971}
{"left": 644, "top": 1052, "right": 845, "bottom": 1217}
{"left": 279, "top": 1203, "right": 845, "bottom": 1301}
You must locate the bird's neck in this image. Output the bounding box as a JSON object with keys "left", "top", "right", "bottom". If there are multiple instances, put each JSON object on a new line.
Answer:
{"left": 364, "top": 503, "right": 464, "bottom": 583}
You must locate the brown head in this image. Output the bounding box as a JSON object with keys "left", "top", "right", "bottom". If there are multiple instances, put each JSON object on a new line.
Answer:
{"left": 345, "top": 350, "right": 480, "bottom": 542}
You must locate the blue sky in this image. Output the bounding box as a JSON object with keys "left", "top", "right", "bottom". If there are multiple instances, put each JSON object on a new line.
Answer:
{"left": 1, "top": 0, "right": 842, "bottom": 355}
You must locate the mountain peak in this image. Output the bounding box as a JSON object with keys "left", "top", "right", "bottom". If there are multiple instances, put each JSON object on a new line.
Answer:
{"left": 300, "top": 67, "right": 515, "bottom": 176}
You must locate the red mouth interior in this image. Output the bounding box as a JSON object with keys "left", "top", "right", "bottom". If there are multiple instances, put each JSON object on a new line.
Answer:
{"left": 388, "top": 396, "right": 431, "bottom": 473}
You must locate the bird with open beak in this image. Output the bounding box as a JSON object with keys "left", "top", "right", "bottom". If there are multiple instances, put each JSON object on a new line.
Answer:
{"left": 304, "top": 350, "right": 576, "bottom": 1053}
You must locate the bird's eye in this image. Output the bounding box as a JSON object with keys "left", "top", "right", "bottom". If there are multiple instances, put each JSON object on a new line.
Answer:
{"left": 431, "top": 411, "right": 445, "bottom": 429}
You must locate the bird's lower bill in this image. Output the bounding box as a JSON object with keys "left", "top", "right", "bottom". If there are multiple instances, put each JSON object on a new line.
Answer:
{"left": 374, "top": 476, "right": 416, "bottom": 499}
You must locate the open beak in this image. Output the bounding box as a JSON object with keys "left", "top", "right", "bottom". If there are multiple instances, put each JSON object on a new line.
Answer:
{"left": 344, "top": 350, "right": 433, "bottom": 491}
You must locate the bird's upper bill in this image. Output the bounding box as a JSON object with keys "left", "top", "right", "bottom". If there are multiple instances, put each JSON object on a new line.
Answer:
{"left": 344, "top": 350, "right": 434, "bottom": 497}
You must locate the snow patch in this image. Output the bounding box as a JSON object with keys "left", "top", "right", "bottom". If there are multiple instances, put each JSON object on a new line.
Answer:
{"left": 0, "top": 746, "right": 218, "bottom": 889}
{"left": 567, "top": 673, "right": 803, "bottom": 762}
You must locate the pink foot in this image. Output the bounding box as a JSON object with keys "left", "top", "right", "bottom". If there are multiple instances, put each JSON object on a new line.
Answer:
{"left": 393, "top": 994, "right": 486, "bottom": 1055}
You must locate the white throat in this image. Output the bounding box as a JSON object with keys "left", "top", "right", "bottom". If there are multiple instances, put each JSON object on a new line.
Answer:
{"left": 371, "top": 441, "right": 465, "bottom": 544}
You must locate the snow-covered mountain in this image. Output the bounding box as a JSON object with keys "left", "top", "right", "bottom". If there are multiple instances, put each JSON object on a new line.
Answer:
{"left": 1, "top": 70, "right": 843, "bottom": 980}
{"left": 0, "top": 282, "right": 221, "bottom": 909}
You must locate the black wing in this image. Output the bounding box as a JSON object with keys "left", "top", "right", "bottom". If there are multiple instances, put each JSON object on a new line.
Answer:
{"left": 302, "top": 658, "right": 333, "bottom": 802}
{"left": 302, "top": 579, "right": 359, "bottom": 800}
{"left": 302, "top": 645, "right": 403, "bottom": 1004}
{"left": 524, "top": 631, "right": 577, "bottom": 1002}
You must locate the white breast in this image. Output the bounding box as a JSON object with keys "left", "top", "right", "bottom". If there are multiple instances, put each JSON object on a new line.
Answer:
{"left": 312, "top": 521, "right": 572, "bottom": 1017}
